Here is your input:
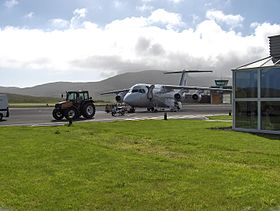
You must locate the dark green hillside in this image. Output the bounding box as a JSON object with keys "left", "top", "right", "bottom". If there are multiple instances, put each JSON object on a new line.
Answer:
{"left": 6, "top": 93, "right": 59, "bottom": 103}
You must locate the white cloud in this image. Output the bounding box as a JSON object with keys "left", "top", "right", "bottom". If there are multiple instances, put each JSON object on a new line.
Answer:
{"left": 250, "top": 22, "right": 260, "bottom": 29}
{"left": 24, "top": 12, "right": 34, "bottom": 19}
{"left": 168, "top": 0, "right": 183, "bottom": 3}
{"left": 4, "top": 0, "right": 18, "bottom": 8}
{"left": 192, "top": 14, "right": 199, "bottom": 25}
{"left": 136, "top": 4, "right": 154, "bottom": 12}
{"left": 148, "top": 9, "right": 184, "bottom": 29}
{"left": 113, "top": 0, "right": 124, "bottom": 8}
{"left": 70, "top": 8, "right": 87, "bottom": 28}
{"left": 206, "top": 10, "right": 244, "bottom": 28}
{"left": 0, "top": 9, "right": 280, "bottom": 84}
{"left": 50, "top": 19, "right": 70, "bottom": 29}
{"left": 73, "top": 8, "right": 87, "bottom": 18}
{"left": 205, "top": 0, "right": 231, "bottom": 8}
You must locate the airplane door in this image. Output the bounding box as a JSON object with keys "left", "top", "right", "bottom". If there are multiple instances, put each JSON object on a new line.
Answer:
{"left": 147, "top": 85, "right": 155, "bottom": 101}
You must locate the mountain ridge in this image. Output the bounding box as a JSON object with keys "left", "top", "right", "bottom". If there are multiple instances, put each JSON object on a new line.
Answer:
{"left": 0, "top": 70, "right": 231, "bottom": 101}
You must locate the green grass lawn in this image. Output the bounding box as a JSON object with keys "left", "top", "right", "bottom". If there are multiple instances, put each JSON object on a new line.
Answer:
{"left": 7, "top": 93, "right": 59, "bottom": 104}
{"left": 9, "top": 103, "right": 55, "bottom": 108}
{"left": 207, "top": 115, "right": 232, "bottom": 120}
{"left": 1, "top": 120, "right": 280, "bottom": 210}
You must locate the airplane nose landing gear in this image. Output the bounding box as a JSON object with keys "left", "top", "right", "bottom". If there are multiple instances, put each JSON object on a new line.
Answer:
{"left": 128, "top": 107, "right": 135, "bottom": 113}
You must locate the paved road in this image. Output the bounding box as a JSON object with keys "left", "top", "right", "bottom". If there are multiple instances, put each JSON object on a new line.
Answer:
{"left": 0, "top": 104, "right": 232, "bottom": 126}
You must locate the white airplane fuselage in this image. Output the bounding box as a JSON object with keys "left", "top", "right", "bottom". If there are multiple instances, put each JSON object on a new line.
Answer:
{"left": 122, "top": 84, "right": 182, "bottom": 110}
{"left": 101, "top": 70, "right": 230, "bottom": 112}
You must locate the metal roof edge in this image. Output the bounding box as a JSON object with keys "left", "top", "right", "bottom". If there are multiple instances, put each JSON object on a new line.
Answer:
{"left": 269, "top": 34, "right": 280, "bottom": 38}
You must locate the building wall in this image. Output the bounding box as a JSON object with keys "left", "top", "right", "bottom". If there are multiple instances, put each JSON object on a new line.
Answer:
{"left": 223, "top": 94, "right": 231, "bottom": 104}
{"left": 210, "top": 85, "right": 232, "bottom": 104}
{"left": 211, "top": 92, "right": 223, "bottom": 104}
{"left": 233, "top": 66, "right": 280, "bottom": 134}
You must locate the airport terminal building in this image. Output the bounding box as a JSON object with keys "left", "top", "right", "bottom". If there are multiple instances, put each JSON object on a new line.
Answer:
{"left": 232, "top": 35, "right": 280, "bottom": 134}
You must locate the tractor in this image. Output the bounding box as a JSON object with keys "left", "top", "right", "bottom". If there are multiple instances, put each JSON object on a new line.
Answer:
{"left": 52, "top": 90, "right": 95, "bottom": 120}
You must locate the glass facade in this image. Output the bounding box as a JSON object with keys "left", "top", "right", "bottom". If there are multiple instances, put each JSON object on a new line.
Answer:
{"left": 261, "top": 67, "right": 280, "bottom": 98}
{"left": 234, "top": 67, "right": 280, "bottom": 133}
{"left": 261, "top": 101, "right": 280, "bottom": 131}
{"left": 235, "top": 101, "right": 258, "bottom": 129}
{"left": 235, "top": 70, "right": 258, "bottom": 98}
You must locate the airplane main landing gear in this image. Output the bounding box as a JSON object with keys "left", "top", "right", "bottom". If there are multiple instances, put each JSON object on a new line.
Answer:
{"left": 147, "top": 107, "right": 158, "bottom": 112}
{"left": 128, "top": 107, "right": 135, "bottom": 113}
{"left": 147, "top": 107, "right": 154, "bottom": 112}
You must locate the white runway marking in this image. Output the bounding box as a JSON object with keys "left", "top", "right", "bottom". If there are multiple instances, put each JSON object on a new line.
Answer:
{"left": 123, "top": 115, "right": 208, "bottom": 121}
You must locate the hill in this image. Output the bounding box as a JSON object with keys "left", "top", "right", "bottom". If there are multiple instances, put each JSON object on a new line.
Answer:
{"left": 5, "top": 93, "right": 59, "bottom": 104}
{"left": 0, "top": 70, "right": 231, "bottom": 101}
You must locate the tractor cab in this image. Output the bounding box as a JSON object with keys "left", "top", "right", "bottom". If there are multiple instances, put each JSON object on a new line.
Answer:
{"left": 66, "top": 91, "right": 92, "bottom": 102}
{"left": 53, "top": 90, "right": 95, "bottom": 120}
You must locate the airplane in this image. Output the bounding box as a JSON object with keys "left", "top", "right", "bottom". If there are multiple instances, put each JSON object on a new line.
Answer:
{"left": 101, "top": 70, "right": 231, "bottom": 112}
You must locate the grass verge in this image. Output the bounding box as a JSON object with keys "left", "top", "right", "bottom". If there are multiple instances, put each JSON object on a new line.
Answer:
{"left": 207, "top": 115, "right": 233, "bottom": 120}
{"left": 0, "top": 120, "right": 280, "bottom": 210}
{"left": 9, "top": 103, "right": 55, "bottom": 108}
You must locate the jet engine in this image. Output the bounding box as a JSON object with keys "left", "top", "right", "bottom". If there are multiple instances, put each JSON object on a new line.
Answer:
{"left": 192, "top": 93, "right": 202, "bottom": 102}
{"left": 174, "top": 93, "right": 181, "bottom": 101}
{"left": 115, "top": 92, "right": 126, "bottom": 103}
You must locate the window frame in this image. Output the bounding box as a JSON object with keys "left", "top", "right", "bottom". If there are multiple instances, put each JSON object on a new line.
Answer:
{"left": 233, "top": 66, "right": 280, "bottom": 134}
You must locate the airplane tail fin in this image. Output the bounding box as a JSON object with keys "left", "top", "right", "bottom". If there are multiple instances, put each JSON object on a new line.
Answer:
{"left": 164, "top": 70, "right": 213, "bottom": 86}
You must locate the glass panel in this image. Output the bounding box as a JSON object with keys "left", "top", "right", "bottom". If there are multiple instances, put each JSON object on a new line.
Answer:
{"left": 67, "top": 92, "right": 77, "bottom": 101}
{"left": 235, "top": 101, "right": 258, "bottom": 129}
{"left": 261, "top": 67, "right": 280, "bottom": 98}
{"left": 235, "top": 70, "right": 258, "bottom": 98}
{"left": 78, "top": 93, "right": 85, "bottom": 101}
{"left": 261, "top": 101, "right": 280, "bottom": 131}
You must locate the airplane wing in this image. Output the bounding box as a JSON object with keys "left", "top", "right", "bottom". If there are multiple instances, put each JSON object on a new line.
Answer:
{"left": 100, "top": 89, "right": 130, "bottom": 95}
{"left": 162, "top": 85, "right": 232, "bottom": 92}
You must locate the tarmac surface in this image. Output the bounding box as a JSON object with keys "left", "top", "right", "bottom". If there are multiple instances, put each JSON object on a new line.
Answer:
{"left": 0, "top": 104, "right": 232, "bottom": 126}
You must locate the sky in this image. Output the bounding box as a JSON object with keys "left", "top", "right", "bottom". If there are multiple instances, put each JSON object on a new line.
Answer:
{"left": 0, "top": 0, "right": 280, "bottom": 87}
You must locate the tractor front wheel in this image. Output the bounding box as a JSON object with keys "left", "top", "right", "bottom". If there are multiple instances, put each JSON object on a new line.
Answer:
{"left": 52, "top": 108, "right": 64, "bottom": 120}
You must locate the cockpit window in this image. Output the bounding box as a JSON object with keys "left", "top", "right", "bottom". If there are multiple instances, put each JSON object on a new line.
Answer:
{"left": 139, "top": 89, "right": 146, "bottom": 93}
{"left": 131, "top": 88, "right": 146, "bottom": 94}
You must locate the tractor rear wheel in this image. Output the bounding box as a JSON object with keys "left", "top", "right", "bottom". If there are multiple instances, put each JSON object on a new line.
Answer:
{"left": 65, "top": 107, "right": 79, "bottom": 120}
{"left": 52, "top": 108, "right": 64, "bottom": 120}
{"left": 82, "top": 103, "right": 95, "bottom": 119}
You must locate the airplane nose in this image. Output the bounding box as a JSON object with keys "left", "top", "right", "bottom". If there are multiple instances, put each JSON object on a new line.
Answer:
{"left": 123, "top": 94, "right": 133, "bottom": 105}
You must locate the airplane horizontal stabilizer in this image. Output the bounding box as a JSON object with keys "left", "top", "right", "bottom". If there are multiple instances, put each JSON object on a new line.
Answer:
{"left": 164, "top": 70, "right": 213, "bottom": 74}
